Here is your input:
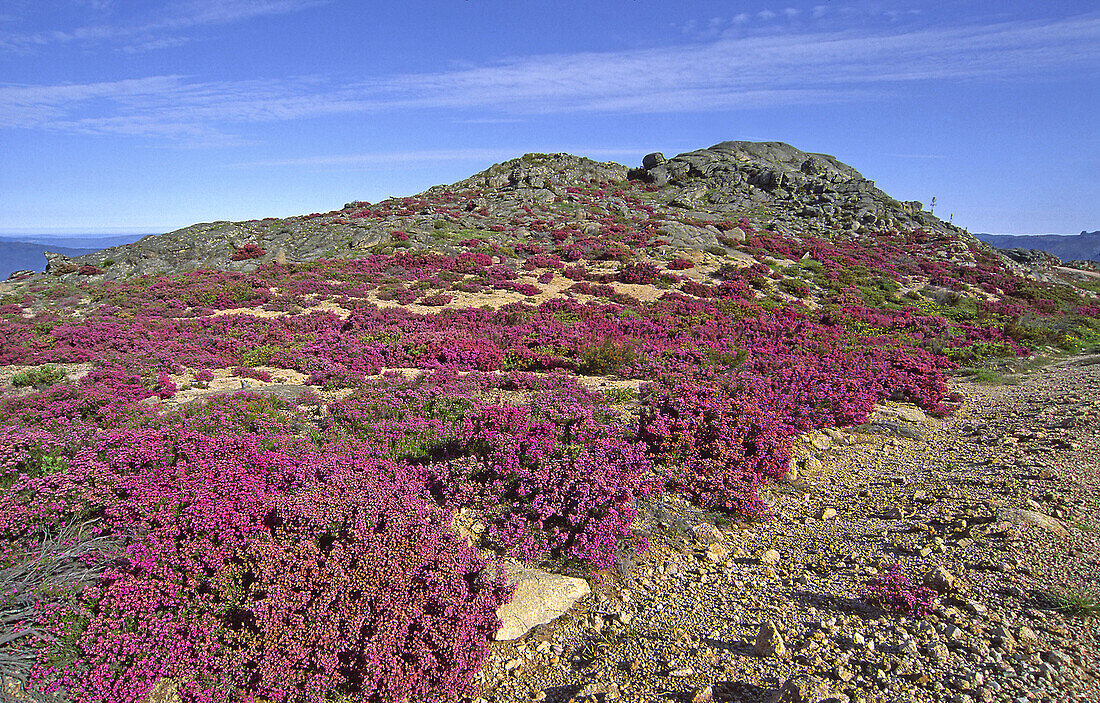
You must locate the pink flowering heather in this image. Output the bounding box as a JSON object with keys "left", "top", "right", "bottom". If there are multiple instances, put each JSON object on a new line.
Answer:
{"left": 859, "top": 565, "right": 938, "bottom": 617}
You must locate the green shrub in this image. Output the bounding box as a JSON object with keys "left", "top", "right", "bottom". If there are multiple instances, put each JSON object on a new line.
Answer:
{"left": 578, "top": 338, "right": 637, "bottom": 375}
{"left": 12, "top": 365, "right": 67, "bottom": 388}
{"left": 239, "top": 344, "right": 280, "bottom": 367}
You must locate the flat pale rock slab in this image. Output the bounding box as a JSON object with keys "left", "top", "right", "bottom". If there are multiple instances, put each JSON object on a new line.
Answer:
{"left": 894, "top": 404, "right": 928, "bottom": 423}
{"left": 997, "top": 508, "right": 1069, "bottom": 537}
{"left": 494, "top": 562, "right": 590, "bottom": 641}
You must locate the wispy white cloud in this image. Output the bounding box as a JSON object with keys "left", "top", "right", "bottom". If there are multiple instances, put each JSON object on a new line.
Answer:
{"left": 0, "top": 0, "right": 326, "bottom": 53}
{"left": 2, "top": 14, "right": 1097, "bottom": 142}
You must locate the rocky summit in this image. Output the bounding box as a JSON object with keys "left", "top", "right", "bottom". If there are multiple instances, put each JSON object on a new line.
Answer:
{"left": 40, "top": 141, "right": 963, "bottom": 282}
{"left": 1, "top": 141, "right": 1099, "bottom": 703}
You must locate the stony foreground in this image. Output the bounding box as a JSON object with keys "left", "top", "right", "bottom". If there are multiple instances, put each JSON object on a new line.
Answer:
{"left": 472, "top": 356, "right": 1100, "bottom": 703}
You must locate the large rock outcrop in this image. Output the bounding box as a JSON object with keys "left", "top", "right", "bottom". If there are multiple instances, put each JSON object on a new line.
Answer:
{"left": 628, "top": 141, "right": 963, "bottom": 239}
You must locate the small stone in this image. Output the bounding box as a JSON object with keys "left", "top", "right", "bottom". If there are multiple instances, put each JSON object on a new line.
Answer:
{"left": 927, "top": 641, "right": 950, "bottom": 663}
{"left": 760, "top": 549, "right": 781, "bottom": 566}
{"left": 924, "top": 565, "right": 955, "bottom": 593}
{"left": 787, "top": 457, "right": 800, "bottom": 482}
{"left": 495, "top": 562, "right": 590, "bottom": 640}
{"left": 706, "top": 542, "right": 730, "bottom": 563}
{"left": 962, "top": 599, "right": 987, "bottom": 617}
{"left": 818, "top": 507, "right": 838, "bottom": 520}
{"left": 803, "top": 456, "right": 824, "bottom": 473}
{"left": 996, "top": 508, "right": 1069, "bottom": 537}
{"left": 895, "top": 405, "right": 928, "bottom": 423}
{"left": 670, "top": 667, "right": 695, "bottom": 677}
{"left": 692, "top": 523, "right": 724, "bottom": 544}
{"left": 1041, "top": 650, "right": 1072, "bottom": 668}
{"left": 1016, "top": 626, "right": 1039, "bottom": 645}
{"left": 755, "top": 620, "right": 787, "bottom": 658}
{"left": 943, "top": 624, "right": 964, "bottom": 641}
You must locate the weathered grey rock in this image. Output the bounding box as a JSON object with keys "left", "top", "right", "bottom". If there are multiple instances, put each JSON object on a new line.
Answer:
{"left": 230, "top": 384, "right": 317, "bottom": 401}
{"left": 657, "top": 221, "right": 719, "bottom": 250}
{"left": 996, "top": 508, "right": 1069, "bottom": 537}
{"left": 851, "top": 420, "right": 924, "bottom": 440}
{"left": 494, "top": 562, "right": 590, "bottom": 641}
{"left": 755, "top": 620, "right": 787, "bottom": 657}
{"left": 40, "top": 141, "right": 976, "bottom": 283}
{"left": 894, "top": 405, "right": 928, "bottom": 423}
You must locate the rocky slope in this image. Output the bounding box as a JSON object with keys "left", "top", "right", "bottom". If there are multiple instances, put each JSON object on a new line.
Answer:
{"left": 37, "top": 142, "right": 974, "bottom": 282}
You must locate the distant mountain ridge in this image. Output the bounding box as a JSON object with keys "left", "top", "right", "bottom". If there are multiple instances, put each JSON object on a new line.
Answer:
{"left": 975, "top": 230, "right": 1100, "bottom": 264}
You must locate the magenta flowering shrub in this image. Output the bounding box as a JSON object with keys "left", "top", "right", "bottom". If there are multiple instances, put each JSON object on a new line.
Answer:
{"left": 617, "top": 262, "right": 660, "bottom": 285}
{"left": 859, "top": 564, "right": 937, "bottom": 617}
{"left": 231, "top": 366, "right": 272, "bottom": 382}
{"left": 229, "top": 244, "right": 266, "bottom": 261}
{"left": 4, "top": 431, "right": 509, "bottom": 703}
{"left": 420, "top": 293, "right": 452, "bottom": 306}
{"left": 2, "top": 171, "right": 1095, "bottom": 698}
{"left": 429, "top": 403, "right": 661, "bottom": 571}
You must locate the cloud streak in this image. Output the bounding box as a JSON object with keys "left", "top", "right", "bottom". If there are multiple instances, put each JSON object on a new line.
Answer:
{"left": 0, "top": 0, "right": 326, "bottom": 53}
{"left": 1, "top": 14, "right": 1096, "bottom": 141}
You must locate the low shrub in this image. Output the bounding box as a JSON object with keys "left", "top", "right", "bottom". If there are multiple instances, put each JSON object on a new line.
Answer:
{"left": 859, "top": 565, "right": 937, "bottom": 617}
{"left": 12, "top": 365, "right": 67, "bottom": 388}
{"left": 9, "top": 431, "right": 510, "bottom": 703}
{"left": 617, "top": 262, "right": 660, "bottom": 285}
{"left": 230, "top": 244, "right": 266, "bottom": 261}
{"left": 577, "top": 338, "right": 637, "bottom": 375}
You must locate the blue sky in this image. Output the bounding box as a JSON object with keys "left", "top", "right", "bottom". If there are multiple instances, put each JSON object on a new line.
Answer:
{"left": 0, "top": 1, "right": 1097, "bottom": 235}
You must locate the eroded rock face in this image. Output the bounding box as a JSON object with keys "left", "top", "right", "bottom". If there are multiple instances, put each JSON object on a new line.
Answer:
{"left": 628, "top": 140, "right": 972, "bottom": 242}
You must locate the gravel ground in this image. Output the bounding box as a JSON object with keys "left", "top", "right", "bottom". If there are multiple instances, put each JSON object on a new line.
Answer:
{"left": 471, "top": 355, "right": 1100, "bottom": 703}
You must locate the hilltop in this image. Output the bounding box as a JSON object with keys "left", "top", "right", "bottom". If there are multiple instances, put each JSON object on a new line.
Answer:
{"left": 1, "top": 142, "right": 1099, "bottom": 703}
{"left": 37, "top": 141, "right": 970, "bottom": 282}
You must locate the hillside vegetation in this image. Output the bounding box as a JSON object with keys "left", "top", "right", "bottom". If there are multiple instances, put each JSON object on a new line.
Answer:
{"left": 1, "top": 142, "right": 1098, "bottom": 703}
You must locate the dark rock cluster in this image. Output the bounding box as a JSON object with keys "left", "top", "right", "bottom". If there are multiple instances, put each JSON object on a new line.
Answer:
{"left": 628, "top": 141, "right": 959, "bottom": 238}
